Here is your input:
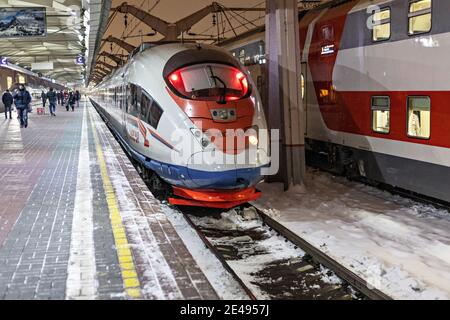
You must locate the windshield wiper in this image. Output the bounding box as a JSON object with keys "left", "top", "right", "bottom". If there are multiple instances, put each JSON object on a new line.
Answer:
{"left": 208, "top": 66, "right": 227, "bottom": 104}
{"left": 210, "top": 76, "right": 227, "bottom": 104}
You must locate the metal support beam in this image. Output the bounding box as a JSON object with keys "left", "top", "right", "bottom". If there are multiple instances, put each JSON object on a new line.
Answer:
{"left": 98, "top": 51, "right": 126, "bottom": 65}
{"left": 116, "top": 2, "right": 171, "bottom": 38}
{"left": 265, "top": 0, "right": 305, "bottom": 189}
{"left": 95, "top": 66, "right": 111, "bottom": 75}
{"left": 96, "top": 60, "right": 116, "bottom": 71}
{"left": 93, "top": 70, "right": 107, "bottom": 78}
{"left": 115, "top": 2, "right": 265, "bottom": 42}
{"left": 104, "top": 36, "right": 136, "bottom": 53}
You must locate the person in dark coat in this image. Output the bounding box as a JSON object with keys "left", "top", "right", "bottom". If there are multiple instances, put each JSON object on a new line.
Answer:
{"left": 2, "top": 89, "right": 13, "bottom": 120}
{"left": 41, "top": 90, "right": 46, "bottom": 107}
{"left": 75, "top": 90, "right": 81, "bottom": 108}
{"left": 66, "top": 91, "right": 76, "bottom": 112}
{"left": 46, "top": 87, "right": 57, "bottom": 116}
{"left": 13, "top": 84, "right": 32, "bottom": 128}
{"left": 57, "top": 90, "right": 62, "bottom": 106}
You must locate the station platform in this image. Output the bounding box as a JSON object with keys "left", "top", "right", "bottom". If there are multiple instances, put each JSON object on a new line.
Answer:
{"left": 0, "top": 100, "right": 219, "bottom": 300}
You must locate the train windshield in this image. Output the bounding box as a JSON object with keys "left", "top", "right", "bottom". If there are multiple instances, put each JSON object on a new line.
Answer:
{"left": 168, "top": 63, "right": 250, "bottom": 103}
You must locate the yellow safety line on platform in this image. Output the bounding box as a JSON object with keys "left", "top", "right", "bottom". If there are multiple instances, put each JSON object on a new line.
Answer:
{"left": 88, "top": 109, "right": 142, "bottom": 299}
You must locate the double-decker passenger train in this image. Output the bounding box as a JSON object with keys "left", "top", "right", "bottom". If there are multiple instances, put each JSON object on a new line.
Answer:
{"left": 90, "top": 43, "right": 270, "bottom": 209}
{"left": 222, "top": 0, "right": 450, "bottom": 204}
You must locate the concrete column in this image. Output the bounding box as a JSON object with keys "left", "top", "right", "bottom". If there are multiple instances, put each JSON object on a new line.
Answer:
{"left": 265, "top": 0, "right": 305, "bottom": 190}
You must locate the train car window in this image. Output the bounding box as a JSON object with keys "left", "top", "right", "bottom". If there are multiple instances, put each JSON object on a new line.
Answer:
{"left": 168, "top": 63, "right": 250, "bottom": 102}
{"left": 128, "top": 84, "right": 139, "bottom": 117}
{"left": 239, "top": 49, "right": 245, "bottom": 64}
{"left": 372, "top": 8, "right": 391, "bottom": 42}
{"left": 128, "top": 84, "right": 133, "bottom": 110}
{"left": 407, "top": 96, "right": 430, "bottom": 139}
{"left": 371, "top": 96, "right": 390, "bottom": 134}
{"left": 408, "top": 0, "right": 432, "bottom": 35}
{"left": 148, "top": 101, "right": 163, "bottom": 129}
{"left": 301, "top": 74, "right": 305, "bottom": 100}
{"left": 17, "top": 74, "right": 26, "bottom": 84}
{"left": 7, "top": 76, "right": 12, "bottom": 90}
{"left": 140, "top": 92, "right": 152, "bottom": 120}
{"left": 322, "top": 25, "right": 334, "bottom": 41}
{"left": 125, "top": 85, "right": 129, "bottom": 112}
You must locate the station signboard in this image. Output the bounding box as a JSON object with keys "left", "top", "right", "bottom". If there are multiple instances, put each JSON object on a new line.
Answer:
{"left": 0, "top": 56, "right": 7, "bottom": 66}
{"left": 0, "top": 7, "right": 46, "bottom": 38}
{"left": 75, "top": 55, "right": 85, "bottom": 65}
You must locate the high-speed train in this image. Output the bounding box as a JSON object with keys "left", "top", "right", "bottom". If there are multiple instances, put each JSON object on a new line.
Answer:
{"left": 222, "top": 0, "right": 450, "bottom": 204}
{"left": 90, "top": 43, "right": 270, "bottom": 209}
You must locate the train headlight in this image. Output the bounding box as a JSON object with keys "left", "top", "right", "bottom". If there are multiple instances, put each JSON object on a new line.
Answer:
{"left": 249, "top": 135, "right": 258, "bottom": 146}
{"left": 191, "top": 128, "right": 211, "bottom": 149}
{"left": 201, "top": 138, "right": 210, "bottom": 148}
{"left": 249, "top": 125, "right": 259, "bottom": 146}
{"left": 191, "top": 128, "right": 202, "bottom": 139}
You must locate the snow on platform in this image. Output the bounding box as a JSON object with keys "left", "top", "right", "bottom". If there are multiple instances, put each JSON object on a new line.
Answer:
{"left": 253, "top": 169, "right": 450, "bottom": 300}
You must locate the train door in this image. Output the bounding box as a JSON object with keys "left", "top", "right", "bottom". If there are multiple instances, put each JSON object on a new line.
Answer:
{"left": 301, "top": 62, "right": 307, "bottom": 136}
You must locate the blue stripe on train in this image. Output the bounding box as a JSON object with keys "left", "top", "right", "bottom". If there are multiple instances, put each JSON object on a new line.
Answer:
{"left": 112, "top": 118, "right": 265, "bottom": 189}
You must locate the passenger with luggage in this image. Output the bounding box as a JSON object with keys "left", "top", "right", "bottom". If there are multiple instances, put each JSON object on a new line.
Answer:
{"left": 41, "top": 90, "right": 47, "bottom": 108}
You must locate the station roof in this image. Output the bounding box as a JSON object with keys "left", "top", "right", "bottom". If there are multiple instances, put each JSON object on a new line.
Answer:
{"left": 90, "top": 0, "right": 332, "bottom": 85}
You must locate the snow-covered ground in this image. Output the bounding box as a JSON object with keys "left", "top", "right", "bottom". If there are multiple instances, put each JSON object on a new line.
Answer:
{"left": 163, "top": 208, "right": 250, "bottom": 300}
{"left": 253, "top": 169, "right": 450, "bottom": 300}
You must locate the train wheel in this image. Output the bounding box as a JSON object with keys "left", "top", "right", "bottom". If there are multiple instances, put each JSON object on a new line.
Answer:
{"left": 147, "top": 171, "right": 171, "bottom": 201}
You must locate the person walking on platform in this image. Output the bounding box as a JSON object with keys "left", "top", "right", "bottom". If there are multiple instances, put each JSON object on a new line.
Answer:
{"left": 41, "top": 90, "right": 47, "bottom": 108}
{"left": 75, "top": 90, "right": 81, "bottom": 108}
{"left": 46, "top": 87, "right": 57, "bottom": 117}
{"left": 57, "top": 90, "right": 62, "bottom": 106}
{"left": 13, "top": 84, "right": 32, "bottom": 128}
{"left": 2, "top": 89, "right": 13, "bottom": 120}
{"left": 66, "top": 91, "right": 75, "bottom": 112}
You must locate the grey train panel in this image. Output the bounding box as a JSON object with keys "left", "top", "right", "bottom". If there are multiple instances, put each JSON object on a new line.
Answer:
{"left": 340, "top": 0, "right": 450, "bottom": 50}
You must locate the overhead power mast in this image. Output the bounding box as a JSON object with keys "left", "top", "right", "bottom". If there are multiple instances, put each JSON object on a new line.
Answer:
{"left": 265, "top": 0, "right": 305, "bottom": 189}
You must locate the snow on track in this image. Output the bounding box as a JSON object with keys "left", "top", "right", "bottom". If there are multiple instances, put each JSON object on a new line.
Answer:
{"left": 254, "top": 169, "right": 450, "bottom": 299}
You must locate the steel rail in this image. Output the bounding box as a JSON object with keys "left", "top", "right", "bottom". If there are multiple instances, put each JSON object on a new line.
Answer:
{"left": 256, "top": 209, "right": 392, "bottom": 300}
{"left": 181, "top": 213, "right": 258, "bottom": 301}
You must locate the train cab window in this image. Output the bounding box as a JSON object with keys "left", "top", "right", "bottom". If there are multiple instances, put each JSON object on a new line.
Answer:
{"left": 408, "top": 0, "right": 432, "bottom": 35}
{"left": 407, "top": 96, "right": 430, "bottom": 139}
{"left": 322, "top": 25, "right": 334, "bottom": 41}
{"left": 372, "top": 8, "right": 391, "bottom": 42}
{"left": 148, "top": 102, "right": 163, "bottom": 129}
{"left": 167, "top": 63, "right": 250, "bottom": 102}
{"left": 371, "top": 96, "right": 390, "bottom": 133}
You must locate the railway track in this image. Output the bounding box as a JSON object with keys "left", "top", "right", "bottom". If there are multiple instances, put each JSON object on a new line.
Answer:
{"left": 178, "top": 205, "right": 391, "bottom": 300}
